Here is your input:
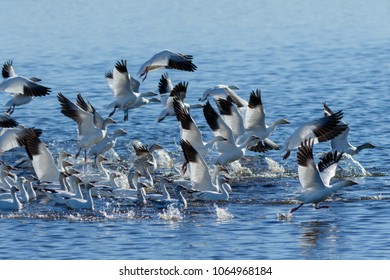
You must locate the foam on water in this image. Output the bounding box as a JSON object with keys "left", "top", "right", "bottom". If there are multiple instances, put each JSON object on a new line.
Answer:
{"left": 158, "top": 204, "right": 183, "bottom": 221}
{"left": 214, "top": 204, "right": 234, "bottom": 221}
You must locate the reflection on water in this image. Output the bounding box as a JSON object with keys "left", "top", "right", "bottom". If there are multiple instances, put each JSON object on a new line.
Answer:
{"left": 298, "top": 221, "right": 339, "bottom": 259}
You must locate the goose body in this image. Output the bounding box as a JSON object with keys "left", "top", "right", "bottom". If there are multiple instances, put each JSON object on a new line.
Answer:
{"left": 137, "top": 49, "right": 197, "bottom": 81}
{"left": 290, "top": 139, "right": 357, "bottom": 213}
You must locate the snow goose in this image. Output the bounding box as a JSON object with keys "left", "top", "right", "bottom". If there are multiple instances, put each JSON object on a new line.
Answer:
{"left": 0, "top": 176, "right": 30, "bottom": 203}
{"left": 105, "top": 60, "right": 158, "bottom": 121}
{"left": 200, "top": 85, "right": 246, "bottom": 115}
{"left": 57, "top": 92, "right": 116, "bottom": 161}
{"left": 132, "top": 140, "right": 163, "bottom": 175}
{"left": 114, "top": 184, "right": 147, "bottom": 206}
{"left": 137, "top": 49, "right": 197, "bottom": 81}
{"left": 42, "top": 175, "right": 84, "bottom": 205}
{"left": 173, "top": 97, "right": 223, "bottom": 159}
{"left": 65, "top": 183, "right": 95, "bottom": 210}
{"left": 180, "top": 139, "right": 230, "bottom": 192}
{"left": 0, "top": 126, "right": 42, "bottom": 156}
{"left": 0, "top": 185, "right": 22, "bottom": 211}
{"left": 203, "top": 101, "right": 260, "bottom": 166}
{"left": 0, "top": 60, "right": 51, "bottom": 114}
{"left": 236, "top": 89, "right": 289, "bottom": 151}
{"left": 88, "top": 128, "right": 127, "bottom": 161}
{"left": 282, "top": 109, "right": 348, "bottom": 159}
{"left": 323, "top": 102, "right": 375, "bottom": 155}
{"left": 157, "top": 80, "right": 188, "bottom": 122}
{"left": 187, "top": 177, "right": 231, "bottom": 202}
{"left": 290, "top": 139, "right": 357, "bottom": 213}
{"left": 21, "top": 128, "right": 63, "bottom": 183}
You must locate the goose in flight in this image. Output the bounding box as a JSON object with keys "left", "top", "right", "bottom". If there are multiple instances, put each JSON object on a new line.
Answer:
{"left": 173, "top": 97, "right": 223, "bottom": 160}
{"left": 290, "top": 139, "right": 357, "bottom": 213}
{"left": 137, "top": 49, "right": 197, "bottom": 81}
{"left": 282, "top": 109, "right": 348, "bottom": 159}
{"left": 180, "top": 139, "right": 230, "bottom": 192}
{"left": 323, "top": 102, "right": 375, "bottom": 156}
{"left": 236, "top": 89, "right": 289, "bottom": 150}
{"left": 57, "top": 93, "right": 116, "bottom": 161}
{"left": 105, "top": 60, "right": 158, "bottom": 121}
{"left": 0, "top": 126, "right": 42, "bottom": 156}
{"left": 203, "top": 101, "right": 260, "bottom": 166}
{"left": 21, "top": 128, "right": 64, "bottom": 183}
{"left": 0, "top": 60, "right": 51, "bottom": 114}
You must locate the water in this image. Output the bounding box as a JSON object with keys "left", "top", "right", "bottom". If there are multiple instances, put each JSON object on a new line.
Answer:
{"left": 0, "top": 0, "right": 389, "bottom": 260}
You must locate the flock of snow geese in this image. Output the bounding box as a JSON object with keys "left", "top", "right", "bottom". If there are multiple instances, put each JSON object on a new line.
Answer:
{"left": 0, "top": 49, "right": 376, "bottom": 217}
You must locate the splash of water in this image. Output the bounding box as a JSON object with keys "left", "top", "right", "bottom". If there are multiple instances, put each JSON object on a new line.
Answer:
{"left": 158, "top": 204, "right": 183, "bottom": 221}
{"left": 228, "top": 161, "right": 253, "bottom": 178}
{"left": 277, "top": 212, "right": 293, "bottom": 221}
{"left": 214, "top": 204, "right": 234, "bottom": 221}
{"left": 155, "top": 149, "right": 174, "bottom": 169}
{"left": 339, "top": 154, "right": 371, "bottom": 177}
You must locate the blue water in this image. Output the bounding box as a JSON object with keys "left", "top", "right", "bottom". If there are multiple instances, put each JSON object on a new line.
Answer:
{"left": 0, "top": 0, "right": 390, "bottom": 260}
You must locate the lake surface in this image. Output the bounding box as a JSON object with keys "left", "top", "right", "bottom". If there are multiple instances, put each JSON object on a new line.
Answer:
{"left": 0, "top": 0, "right": 389, "bottom": 260}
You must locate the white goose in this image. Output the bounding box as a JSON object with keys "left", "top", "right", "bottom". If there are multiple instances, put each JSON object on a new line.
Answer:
{"left": 157, "top": 80, "right": 188, "bottom": 122}
{"left": 323, "top": 102, "right": 375, "bottom": 156}
{"left": 0, "top": 126, "right": 42, "bottom": 156}
{"left": 57, "top": 92, "right": 116, "bottom": 161}
{"left": 105, "top": 60, "right": 158, "bottom": 121}
{"left": 0, "top": 176, "right": 30, "bottom": 203}
{"left": 88, "top": 128, "right": 127, "bottom": 161}
{"left": 180, "top": 139, "right": 230, "bottom": 192}
{"left": 282, "top": 109, "right": 348, "bottom": 159}
{"left": 200, "top": 85, "right": 246, "bottom": 115}
{"left": 65, "top": 183, "right": 95, "bottom": 210}
{"left": 22, "top": 128, "right": 62, "bottom": 183}
{"left": 203, "top": 101, "right": 260, "bottom": 166}
{"left": 0, "top": 60, "right": 51, "bottom": 114}
{"left": 173, "top": 97, "right": 224, "bottom": 160}
{"left": 235, "top": 89, "right": 289, "bottom": 152}
{"left": 137, "top": 49, "right": 197, "bottom": 81}
{"left": 43, "top": 175, "right": 84, "bottom": 205}
{"left": 187, "top": 177, "right": 231, "bottom": 202}
{"left": 0, "top": 185, "right": 22, "bottom": 211}
{"left": 290, "top": 139, "right": 357, "bottom": 213}
{"left": 132, "top": 140, "right": 163, "bottom": 176}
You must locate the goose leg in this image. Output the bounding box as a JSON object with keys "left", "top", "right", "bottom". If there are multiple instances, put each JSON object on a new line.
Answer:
{"left": 290, "top": 203, "right": 304, "bottom": 213}
{"left": 109, "top": 106, "right": 117, "bottom": 117}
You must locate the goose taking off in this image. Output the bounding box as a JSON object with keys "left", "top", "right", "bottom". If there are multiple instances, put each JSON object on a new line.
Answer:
{"left": 137, "top": 49, "right": 197, "bottom": 81}
{"left": 290, "top": 139, "right": 357, "bottom": 213}
{"left": 105, "top": 60, "right": 158, "bottom": 121}
{"left": 203, "top": 101, "right": 260, "bottom": 166}
{"left": 180, "top": 139, "right": 230, "bottom": 192}
{"left": 57, "top": 93, "right": 116, "bottom": 161}
{"left": 282, "top": 109, "right": 348, "bottom": 159}
{"left": 237, "top": 89, "right": 289, "bottom": 150}
{"left": 0, "top": 60, "right": 51, "bottom": 114}
{"left": 323, "top": 102, "right": 375, "bottom": 156}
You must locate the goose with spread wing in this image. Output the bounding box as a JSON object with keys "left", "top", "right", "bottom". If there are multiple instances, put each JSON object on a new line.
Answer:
{"left": 323, "top": 102, "right": 375, "bottom": 156}
{"left": 282, "top": 109, "right": 348, "bottom": 159}
{"left": 137, "top": 49, "right": 197, "bottom": 81}
{"left": 290, "top": 139, "right": 357, "bottom": 213}
{"left": 203, "top": 101, "right": 260, "bottom": 166}
{"left": 57, "top": 92, "right": 116, "bottom": 161}
{"left": 180, "top": 139, "right": 230, "bottom": 192}
{"left": 106, "top": 60, "right": 158, "bottom": 121}
{"left": 0, "top": 60, "right": 51, "bottom": 114}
